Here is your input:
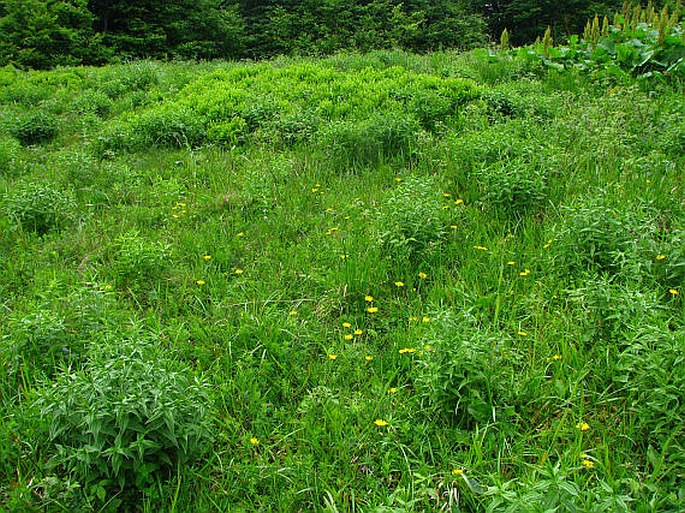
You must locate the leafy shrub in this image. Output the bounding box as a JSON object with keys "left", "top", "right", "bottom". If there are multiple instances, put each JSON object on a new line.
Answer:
{"left": 111, "top": 231, "right": 170, "bottom": 292}
{"left": 376, "top": 175, "right": 445, "bottom": 262}
{"left": 0, "top": 135, "right": 20, "bottom": 174}
{"left": 477, "top": 158, "right": 547, "bottom": 219}
{"left": 35, "top": 336, "right": 213, "bottom": 500}
{"left": 4, "top": 181, "right": 74, "bottom": 234}
{"left": 7, "top": 110, "right": 59, "bottom": 145}
{"left": 70, "top": 90, "right": 112, "bottom": 117}
{"left": 131, "top": 106, "right": 206, "bottom": 149}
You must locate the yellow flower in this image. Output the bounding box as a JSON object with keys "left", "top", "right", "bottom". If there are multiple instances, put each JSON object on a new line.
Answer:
{"left": 388, "top": 387, "right": 398, "bottom": 393}
{"left": 354, "top": 329, "right": 363, "bottom": 335}
{"left": 507, "top": 261, "right": 515, "bottom": 265}
{"left": 367, "top": 307, "right": 379, "bottom": 313}
{"left": 422, "top": 316, "right": 430, "bottom": 323}
{"left": 342, "top": 322, "right": 352, "bottom": 328}
{"left": 374, "top": 419, "right": 389, "bottom": 427}
{"left": 328, "top": 354, "right": 338, "bottom": 360}
{"left": 443, "top": 193, "right": 451, "bottom": 198}
{"left": 177, "top": 202, "right": 186, "bottom": 207}
{"left": 517, "top": 331, "right": 528, "bottom": 337}
{"left": 670, "top": 289, "right": 679, "bottom": 295}
{"left": 365, "top": 355, "right": 373, "bottom": 361}
{"left": 656, "top": 254, "right": 666, "bottom": 260}
{"left": 552, "top": 354, "right": 561, "bottom": 360}
{"left": 473, "top": 245, "right": 488, "bottom": 251}
{"left": 344, "top": 334, "right": 353, "bottom": 341}
{"left": 196, "top": 279, "right": 206, "bottom": 285}
{"left": 418, "top": 272, "right": 427, "bottom": 279}
{"left": 452, "top": 468, "right": 464, "bottom": 476}
{"left": 394, "top": 281, "right": 405, "bottom": 287}
{"left": 250, "top": 437, "right": 259, "bottom": 446}
{"left": 203, "top": 255, "right": 212, "bottom": 260}
{"left": 543, "top": 239, "right": 553, "bottom": 249}
{"left": 519, "top": 269, "right": 531, "bottom": 276}
{"left": 399, "top": 348, "right": 416, "bottom": 354}
{"left": 340, "top": 254, "right": 349, "bottom": 259}
{"left": 576, "top": 421, "right": 590, "bottom": 431}
{"left": 235, "top": 269, "right": 244, "bottom": 275}
{"left": 455, "top": 199, "right": 464, "bottom": 205}
{"left": 450, "top": 225, "right": 458, "bottom": 230}
{"left": 394, "top": 177, "right": 402, "bottom": 182}
{"left": 236, "top": 232, "right": 245, "bottom": 237}
{"left": 365, "top": 295, "right": 374, "bottom": 302}
{"left": 424, "top": 344, "right": 432, "bottom": 350}
{"left": 289, "top": 310, "right": 298, "bottom": 316}
{"left": 172, "top": 214, "right": 179, "bottom": 219}
{"left": 581, "top": 459, "right": 594, "bottom": 469}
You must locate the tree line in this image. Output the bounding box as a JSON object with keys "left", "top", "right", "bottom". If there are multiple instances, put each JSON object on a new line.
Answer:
{"left": 0, "top": 0, "right": 675, "bottom": 68}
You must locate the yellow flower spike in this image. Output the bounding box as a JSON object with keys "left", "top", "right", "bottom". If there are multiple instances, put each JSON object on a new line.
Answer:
{"left": 172, "top": 214, "right": 179, "bottom": 219}
{"left": 250, "top": 437, "right": 259, "bottom": 446}
{"left": 394, "top": 281, "right": 405, "bottom": 287}
{"left": 670, "top": 289, "right": 679, "bottom": 295}
{"left": 354, "top": 329, "right": 363, "bottom": 335}
{"left": 344, "top": 334, "right": 353, "bottom": 341}
{"left": 342, "top": 322, "right": 352, "bottom": 328}
{"left": 374, "top": 419, "right": 389, "bottom": 427}
{"left": 234, "top": 269, "right": 244, "bottom": 275}
{"left": 328, "top": 354, "right": 338, "bottom": 360}
{"left": 344, "top": 215, "right": 350, "bottom": 220}
{"left": 576, "top": 421, "right": 590, "bottom": 431}
{"left": 543, "top": 239, "right": 553, "bottom": 249}
{"left": 196, "top": 279, "right": 206, "bottom": 285}
{"left": 418, "top": 272, "right": 427, "bottom": 279}
{"left": 364, "top": 355, "right": 373, "bottom": 361}
{"left": 364, "top": 295, "right": 374, "bottom": 302}
{"left": 656, "top": 254, "right": 666, "bottom": 260}
{"left": 367, "top": 307, "right": 379, "bottom": 313}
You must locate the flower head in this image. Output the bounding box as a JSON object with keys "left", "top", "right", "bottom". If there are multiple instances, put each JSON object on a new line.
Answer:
{"left": 656, "top": 254, "right": 666, "bottom": 260}
{"left": 418, "top": 272, "right": 427, "bottom": 279}
{"left": 394, "top": 281, "right": 405, "bottom": 287}
{"left": 354, "top": 329, "right": 363, "bottom": 335}
{"left": 234, "top": 268, "right": 244, "bottom": 275}
{"left": 250, "top": 437, "right": 259, "bottom": 446}
{"left": 576, "top": 421, "right": 590, "bottom": 431}
{"left": 344, "top": 334, "right": 353, "bottom": 341}
{"left": 342, "top": 322, "right": 352, "bottom": 328}
{"left": 203, "top": 255, "right": 212, "bottom": 260}
{"left": 196, "top": 279, "right": 206, "bottom": 285}
{"left": 367, "top": 307, "right": 378, "bottom": 313}
{"left": 374, "top": 419, "right": 389, "bottom": 427}
{"left": 365, "top": 295, "right": 374, "bottom": 302}
{"left": 328, "top": 354, "right": 338, "bottom": 360}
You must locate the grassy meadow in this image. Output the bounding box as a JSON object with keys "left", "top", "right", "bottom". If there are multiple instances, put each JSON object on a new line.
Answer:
{"left": 0, "top": 37, "right": 684, "bottom": 512}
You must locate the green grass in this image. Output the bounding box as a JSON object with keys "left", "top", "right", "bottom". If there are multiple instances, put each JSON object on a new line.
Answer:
{"left": 0, "top": 49, "right": 684, "bottom": 512}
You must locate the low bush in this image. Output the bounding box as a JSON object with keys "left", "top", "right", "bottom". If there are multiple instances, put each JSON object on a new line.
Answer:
{"left": 4, "top": 181, "right": 74, "bottom": 234}
{"left": 7, "top": 110, "right": 59, "bottom": 145}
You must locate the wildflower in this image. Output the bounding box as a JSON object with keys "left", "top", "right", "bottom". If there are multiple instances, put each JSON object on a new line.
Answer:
{"left": 442, "top": 205, "right": 450, "bottom": 209}
{"left": 473, "top": 245, "right": 488, "bottom": 251}
{"left": 203, "top": 255, "right": 212, "bottom": 260}
{"left": 507, "top": 261, "right": 515, "bottom": 265}
{"left": 367, "top": 307, "right": 379, "bottom": 313}
{"left": 374, "top": 419, "right": 389, "bottom": 427}
{"left": 576, "top": 421, "right": 590, "bottom": 431}
{"left": 342, "top": 322, "right": 352, "bottom": 328}
{"left": 443, "top": 193, "right": 451, "bottom": 198}
{"left": 422, "top": 316, "right": 430, "bottom": 323}
{"left": 340, "top": 254, "right": 349, "bottom": 259}
{"left": 325, "top": 207, "right": 333, "bottom": 213}
{"left": 365, "top": 355, "right": 373, "bottom": 361}
{"left": 452, "top": 468, "right": 464, "bottom": 476}
{"left": 656, "top": 254, "right": 666, "bottom": 260}
{"left": 394, "top": 177, "right": 402, "bottom": 182}
{"left": 543, "top": 239, "right": 553, "bottom": 249}
{"left": 172, "top": 214, "right": 179, "bottom": 219}
{"left": 177, "top": 202, "right": 186, "bottom": 207}
{"left": 394, "top": 281, "right": 405, "bottom": 287}
{"left": 236, "top": 232, "right": 245, "bottom": 237}
{"left": 365, "top": 295, "right": 374, "bottom": 302}
{"left": 196, "top": 279, "right": 206, "bottom": 285}
{"left": 328, "top": 354, "right": 338, "bottom": 360}
{"left": 289, "top": 310, "right": 298, "bottom": 316}
{"left": 388, "top": 387, "right": 398, "bottom": 394}
{"left": 354, "top": 329, "right": 363, "bottom": 335}
{"left": 581, "top": 458, "right": 594, "bottom": 469}
{"left": 552, "top": 354, "right": 561, "bottom": 360}
{"left": 250, "top": 437, "right": 259, "bottom": 446}
{"left": 399, "top": 348, "right": 416, "bottom": 354}
{"left": 344, "top": 215, "right": 350, "bottom": 220}
{"left": 235, "top": 269, "right": 244, "bottom": 275}
{"left": 418, "top": 272, "right": 427, "bottom": 279}
{"left": 517, "top": 331, "right": 528, "bottom": 337}
{"left": 519, "top": 269, "right": 531, "bottom": 276}
{"left": 670, "top": 289, "right": 679, "bottom": 295}
{"left": 344, "top": 334, "right": 353, "bottom": 341}
{"left": 455, "top": 199, "right": 464, "bottom": 205}
{"left": 408, "top": 316, "right": 418, "bottom": 322}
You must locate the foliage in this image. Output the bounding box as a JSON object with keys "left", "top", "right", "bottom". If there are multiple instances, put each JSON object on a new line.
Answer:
{"left": 6, "top": 110, "right": 59, "bottom": 145}
{"left": 0, "top": 135, "right": 20, "bottom": 175}
{"left": 34, "top": 336, "right": 213, "bottom": 501}
{"left": 4, "top": 181, "right": 74, "bottom": 234}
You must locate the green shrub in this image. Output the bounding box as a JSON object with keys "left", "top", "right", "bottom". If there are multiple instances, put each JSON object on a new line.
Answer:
{"left": 4, "top": 181, "right": 74, "bottom": 234}
{"left": 111, "top": 231, "right": 170, "bottom": 292}
{"left": 131, "top": 106, "right": 206, "bottom": 149}
{"left": 35, "top": 336, "right": 213, "bottom": 501}
{"left": 0, "top": 135, "right": 20, "bottom": 174}
{"left": 7, "top": 110, "right": 59, "bottom": 145}
{"left": 477, "top": 158, "right": 547, "bottom": 219}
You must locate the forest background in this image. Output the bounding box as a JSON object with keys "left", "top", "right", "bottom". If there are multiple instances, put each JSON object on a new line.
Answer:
{"left": 1, "top": 0, "right": 675, "bottom": 69}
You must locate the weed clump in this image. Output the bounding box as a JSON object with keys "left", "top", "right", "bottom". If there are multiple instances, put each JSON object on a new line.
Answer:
{"left": 7, "top": 111, "right": 59, "bottom": 145}
{"left": 4, "top": 181, "right": 74, "bottom": 234}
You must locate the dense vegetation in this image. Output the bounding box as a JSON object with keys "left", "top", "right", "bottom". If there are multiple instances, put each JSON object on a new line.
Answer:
{"left": 2, "top": 0, "right": 680, "bottom": 67}
{"left": 1, "top": 4, "right": 685, "bottom": 512}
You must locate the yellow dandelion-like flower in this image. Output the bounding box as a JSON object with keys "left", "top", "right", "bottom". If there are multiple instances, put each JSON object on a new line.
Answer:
{"left": 394, "top": 281, "right": 405, "bottom": 287}
{"left": 394, "top": 177, "right": 402, "bottom": 182}
{"left": 177, "top": 202, "right": 186, "bottom": 208}
{"left": 196, "top": 279, "right": 206, "bottom": 285}
{"left": 365, "top": 355, "right": 373, "bottom": 361}
{"left": 581, "top": 459, "right": 594, "bottom": 469}
{"left": 576, "top": 421, "right": 590, "bottom": 431}
{"left": 543, "top": 239, "right": 553, "bottom": 249}
{"left": 289, "top": 310, "right": 298, "bottom": 316}
{"left": 670, "top": 289, "right": 679, "bottom": 295}
{"left": 388, "top": 387, "right": 398, "bottom": 394}
{"left": 354, "top": 329, "right": 363, "bottom": 335}
{"left": 424, "top": 344, "right": 432, "bottom": 350}
{"left": 344, "top": 334, "right": 353, "bottom": 341}
{"left": 455, "top": 199, "right": 464, "bottom": 205}
{"left": 507, "top": 261, "right": 515, "bottom": 265}
{"left": 408, "top": 316, "right": 418, "bottom": 322}
{"left": 452, "top": 468, "right": 464, "bottom": 476}
{"left": 250, "top": 437, "right": 259, "bottom": 446}
{"left": 311, "top": 187, "right": 319, "bottom": 193}
{"left": 236, "top": 232, "right": 245, "bottom": 237}
{"left": 328, "top": 354, "right": 338, "bottom": 360}
{"left": 234, "top": 269, "right": 244, "bottom": 275}
{"left": 552, "top": 354, "right": 561, "bottom": 360}
{"left": 422, "top": 316, "right": 430, "bottom": 323}
{"left": 203, "top": 255, "right": 212, "bottom": 260}
{"left": 367, "top": 307, "right": 379, "bottom": 313}
{"left": 450, "top": 225, "right": 458, "bottom": 229}
{"left": 374, "top": 419, "right": 389, "bottom": 427}
{"left": 418, "top": 272, "right": 427, "bottom": 279}
{"left": 517, "top": 331, "right": 528, "bottom": 337}
{"left": 519, "top": 269, "right": 531, "bottom": 276}
{"left": 443, "top": 193, "right": 451, "bottom": 198}
{"left": 656, "top": 254, "right": 666, "bottom": 260}
{"left": 340, "top": 254, "right": 349, "bottom": 259}
{"left": 399, "top": 348, "right": 416, "bottom": 354}
{"left": 342, "top": 322, "right": 352, "bottom": 328}
{"left": 365, "top": 295, "right": 374, "bottom": 302}
{"left": 473, "top": 245, "right": 488, "bottom": 251}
